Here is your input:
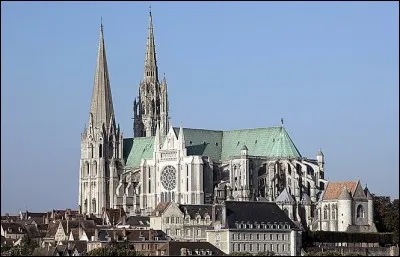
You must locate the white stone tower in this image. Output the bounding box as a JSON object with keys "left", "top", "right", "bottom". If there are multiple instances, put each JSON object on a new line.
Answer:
{"left": 79, "top": 22, "right": 124, "bottom": 216}
{"left": 337, "top": 186, "right": 352, "bottom": 231}
{"left": 133, "top": 9, "right": 169, "bottom": 137}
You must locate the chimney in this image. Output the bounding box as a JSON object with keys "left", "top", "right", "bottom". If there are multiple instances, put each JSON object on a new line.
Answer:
{"left": 66, "top": 220, "right": 69, "bottom": 236}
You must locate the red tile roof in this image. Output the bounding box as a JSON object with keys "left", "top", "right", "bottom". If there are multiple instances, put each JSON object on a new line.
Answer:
{"left": 323, "top": 181, "right": 358, "bottom": 200}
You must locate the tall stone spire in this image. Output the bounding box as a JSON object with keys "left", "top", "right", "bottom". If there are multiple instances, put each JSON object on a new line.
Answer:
{"left": 89, "top": 22, "right": 115, "bottom": 130}
{"left": 144, "top": 8, "right": 158, "bottom": 82}
{"left": 80, "top": 21, "right": 124, "bottom": 217}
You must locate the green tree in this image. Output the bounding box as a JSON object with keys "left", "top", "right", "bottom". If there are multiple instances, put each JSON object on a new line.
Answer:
{"left": 86, "top": 242, "right": 144, "bottom": 256}
{"left": 373, "top": 195, "right": 399, "bottom": 245}
{"left": 10, "top": 234, "right": 39, "bottom": 256}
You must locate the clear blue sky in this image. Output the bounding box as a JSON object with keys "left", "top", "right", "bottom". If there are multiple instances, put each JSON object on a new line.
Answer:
{"left": 1, "top": 2, "right": 398, "bottom": 214}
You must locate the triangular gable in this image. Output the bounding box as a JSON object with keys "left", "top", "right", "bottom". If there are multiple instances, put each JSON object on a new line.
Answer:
{"left": 352, "top": 181, "right": 367, "bottom": 199}
{"left": 162, "top": 127, "right": 178, "bottom": 150}
{"left": 276, "top": 188, "right": 295, "bottom": 203}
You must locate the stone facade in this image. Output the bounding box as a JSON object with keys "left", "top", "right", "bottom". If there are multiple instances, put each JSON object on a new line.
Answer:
{"left": 311, "top": 180, "right": 377, "bottom": 232}
{"left": 78, "top": 11, "right": 377, "bottom": 234}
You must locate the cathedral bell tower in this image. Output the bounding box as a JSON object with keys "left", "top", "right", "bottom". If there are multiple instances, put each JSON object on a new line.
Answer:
{"left": 134, "top": 9, "right": 169, "bottom": 138}
{"left": 79, "top": 21, "right": 124, "bottom": 217}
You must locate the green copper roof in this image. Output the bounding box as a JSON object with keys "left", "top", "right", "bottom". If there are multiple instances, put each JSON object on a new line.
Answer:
{"left": 123, "top": 126, "right": 301, "bottom": 168}
{"left": 173, "top": 128, "right": 223, "bottom": 161}
{"left": 221, "top": 126, "right": 301, "bottom": 159}
{"left": 123, "top": 137, "right": 154, "bottom": 167}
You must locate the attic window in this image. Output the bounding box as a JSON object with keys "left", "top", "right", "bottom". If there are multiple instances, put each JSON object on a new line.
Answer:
{"left": 237, "top": 141, "right": 240, "bottom": 146}
{"left": 255, "top": 140, "right": 257, "bottom": 144}
{"left": 189, "top": 141, "right": 192, "bottom": 145}
{"left": 203, "top": 141, "right": 206, "bottom": 145}
{"left": 215, "top": 142, "right": 218, "bottom": 146}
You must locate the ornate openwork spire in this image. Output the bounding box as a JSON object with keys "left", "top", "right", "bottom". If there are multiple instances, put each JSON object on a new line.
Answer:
{"left": 144, "top": 8, "right": 158, "bottom": 81}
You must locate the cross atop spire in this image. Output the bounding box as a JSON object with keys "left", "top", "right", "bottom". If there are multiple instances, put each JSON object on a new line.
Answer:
{"left": 144, "top": 7, "right": 158, "bottom": 81}
{"left": 100, "top": 16, "right": 103, "bottom": 30}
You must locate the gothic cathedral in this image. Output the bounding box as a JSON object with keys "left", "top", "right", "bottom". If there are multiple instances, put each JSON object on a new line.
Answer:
{"left": 78, "top": 10, "right": 376, "bottom": 233}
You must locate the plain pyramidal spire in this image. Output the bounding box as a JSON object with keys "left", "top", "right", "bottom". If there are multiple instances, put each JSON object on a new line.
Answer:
{"left": 88, "top": 20, "right": 115, "bottom": 130}
{"left": 144, "top": 7, "right": 158, "bottom": 81}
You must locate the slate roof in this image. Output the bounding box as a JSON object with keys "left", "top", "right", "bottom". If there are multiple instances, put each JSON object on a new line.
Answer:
{"left": 104, "top": 208, "right": 126, "bottom": 225}
{"left": 179, "top": 205, "right": 213, "bottom": 219}
{"left": 275, "top": 188, "right": 295, "bottom": 203}
{"left": 167, "top": 241, "right": 225, "bottom": 256}
{"left": 125, "top": 216, "right": 150, "bottom": 226}
{"left": 45, "top": 222, "right": 59, "bottom": 238}
{"left": 69, "top": 228, "right": 80, "bottom": 240}
{"left": 301, "top": 193, "right": 312, "bottom": 203}
{"left": 151, "top": 202, "right": 171, "bottom": 216}
{"left": 32, "top": 247, "right": 57, "bottom": 256}
{"left": 224, "top": 201, "right": 296, "bottom": 229}
{"left": 364, "top": 187, "right": 373, "bottom": 200}
{"left": 1, "top": 223, "right": 26, "bottom": 234}
{"left": 68, "top": 240, "right": 88, "bottom": 253}
{"left": 323, "top": 181, "right": 358, "bottom": 201}
{"left": 126, "top": 229, "right": 162, "bottom": 241}
{"left": 124, "top": 126, "right": 301, "bottom": 168}
{"left": 24, "top": 224, "right": 41, "bottom": 238}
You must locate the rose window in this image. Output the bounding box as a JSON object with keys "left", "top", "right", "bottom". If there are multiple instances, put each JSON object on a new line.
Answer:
{"left": 161, "top": 165, "right": 177, "bottom": 190}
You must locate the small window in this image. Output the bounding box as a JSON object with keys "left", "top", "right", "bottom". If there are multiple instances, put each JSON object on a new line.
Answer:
{"left": 99, "top": 144, "right": 103, "bottom": 158}
{"left": 196, "top": 229, "right": 201, "bottom": 236}
{"left": 356, "top": 205, "right": 365, "bottom": 218}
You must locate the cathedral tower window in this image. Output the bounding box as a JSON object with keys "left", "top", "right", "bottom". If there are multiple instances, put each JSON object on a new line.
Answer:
{"left": 92, "top": 198, "right": 96, "bottom": 213}
{"left": 86, "top": 162, "right": 90, "bottom": 177}
{"left": 93, "top": 161, "right": 97, "bottom": 177}
{"left": 99, "top": 144, "right": 103, "bottom": 158}
{"left": 148, "top": 168, "right": 151, "bottom": 193}
{"left": 90, "top": 144, "right": 94, "bottom": 158}
{"left": 356, "top": 205, "right": 365, "bottom": 218}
